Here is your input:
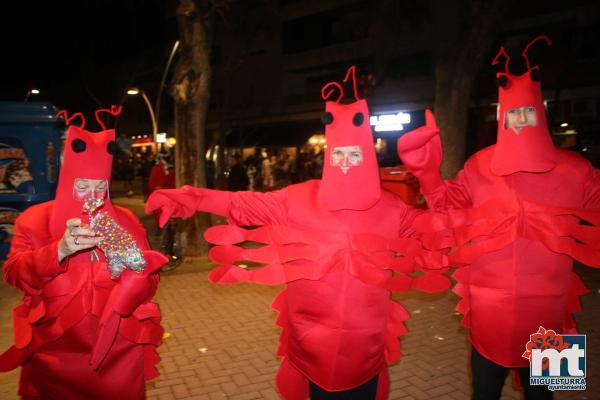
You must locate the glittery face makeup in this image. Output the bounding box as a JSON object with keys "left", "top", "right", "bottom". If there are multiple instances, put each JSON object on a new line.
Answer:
{"left": 73, "top": 178, "right": 108, "bottom": 201}
{"left": 330, "top": 145, "right": 363, "bottom": 174}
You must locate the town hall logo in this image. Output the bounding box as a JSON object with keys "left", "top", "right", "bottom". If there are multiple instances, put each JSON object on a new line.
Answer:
{"left": 522, "top": 326, "right": 586, "bottom": 391}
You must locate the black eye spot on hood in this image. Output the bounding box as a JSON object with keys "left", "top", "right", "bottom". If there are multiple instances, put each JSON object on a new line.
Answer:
{"left": 107, "top": 140, "right": 117, "bottom": 155}
{"left": 497, "top": 75, "right": 509, "bottom": 88}
{"left": 353, "top": 112, "right": 364, "bottom": 126}
{"left": 321, "top": 112, "right": 334, "bottom": 125}
{"left": 530, "top": 69, "right": 541, "bottom": 82}
{"left": 71, "top": 139, "right": 86, "bottom": 153}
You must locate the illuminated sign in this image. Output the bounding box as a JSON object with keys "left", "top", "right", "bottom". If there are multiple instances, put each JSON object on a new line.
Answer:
{"left": 370, "top": 112, "right": 411, "bottom": 132}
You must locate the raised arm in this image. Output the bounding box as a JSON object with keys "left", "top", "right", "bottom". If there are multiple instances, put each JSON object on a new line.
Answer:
{"left": 146, "top": 185, "right": 288, "bottom": 227}
{"left": 397, "top": 110, "right": 472, "bottom": 211}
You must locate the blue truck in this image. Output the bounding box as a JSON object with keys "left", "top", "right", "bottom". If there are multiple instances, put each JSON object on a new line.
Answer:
{"left": 0, "top": 101, "right": 64, "bottom": 258}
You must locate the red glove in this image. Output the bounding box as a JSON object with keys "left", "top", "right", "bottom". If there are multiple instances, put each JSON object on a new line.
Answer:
{"left": 90, "top": 250, "right": 167, "bottom": 370}
{"left": 146, "top": 185, "right": 232, "bottom": 227}
{"left": 146, "top": 185, "right": 204, "bottom": 227}
{"left": 397, "top": 109, "right": 444, "bottom": 194}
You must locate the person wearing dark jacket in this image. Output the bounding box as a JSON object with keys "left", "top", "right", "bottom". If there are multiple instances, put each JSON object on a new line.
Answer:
{"left": 227, "top": 154, "right": 249, "bottom": 191}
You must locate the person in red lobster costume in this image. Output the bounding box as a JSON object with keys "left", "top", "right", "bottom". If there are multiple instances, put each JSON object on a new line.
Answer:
{"left": 0, "top": 107, "right": 167, "bottom": 400}
{"left": 147, "top": 66, "right": 450, "bottom": 399}
{"left": 397, "top": 36, "right": 600, "bottom": 399}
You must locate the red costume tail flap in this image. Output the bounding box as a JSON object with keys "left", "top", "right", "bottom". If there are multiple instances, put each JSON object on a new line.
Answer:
{"left": 91, "top": 250, "right": 166, "bottom": 370}
{"left": 383, "top": 302, "right": 409, "bottom": 363}
{"left": 562, "top": 273, "right": 590, "bottom": 334}
{"left": 451, "top": 266, "right": 471, "bottom": 328}
{"left": 143, "top": 345, "right": 161, "bottom": 381}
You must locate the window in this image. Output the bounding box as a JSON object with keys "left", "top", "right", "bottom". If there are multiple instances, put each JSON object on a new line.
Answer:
{"left": 282, "top": 2, "right": 369, "bottom": 54}
{"left": 387, "top": 52, "right": 433, "bottom": 78}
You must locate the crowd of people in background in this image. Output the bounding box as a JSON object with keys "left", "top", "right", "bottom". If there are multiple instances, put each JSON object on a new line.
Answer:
{"left": 111, "top": 148, "right": 175, "bottom": 200}
{"left": 110, "top": 141, "right": 325, "bottom": 197}
{"left": 230, "top": 149, "right": 324, "bottom": 192}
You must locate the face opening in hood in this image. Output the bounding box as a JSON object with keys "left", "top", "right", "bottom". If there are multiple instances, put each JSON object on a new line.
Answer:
{"left": 73, "top": 178, "right": 109, "bottom": 201}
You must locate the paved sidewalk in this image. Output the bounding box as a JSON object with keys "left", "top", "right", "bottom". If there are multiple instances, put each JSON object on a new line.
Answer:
{"left": 0, "top": 194, "right": 598, "bottom": 399}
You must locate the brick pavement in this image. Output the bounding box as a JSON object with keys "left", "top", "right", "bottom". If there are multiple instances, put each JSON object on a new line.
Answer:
{"left": 0, "top": 193, "right": 598, "bottom": 399}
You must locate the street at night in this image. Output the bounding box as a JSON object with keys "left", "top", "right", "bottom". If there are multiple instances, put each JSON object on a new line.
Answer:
{"left": 1, "top": 1, "right": 599, "bottom": 399}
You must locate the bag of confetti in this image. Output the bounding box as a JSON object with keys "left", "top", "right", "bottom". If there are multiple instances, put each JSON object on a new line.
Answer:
{"left": 83, "top": 197, "right": 146, "bottom": 277}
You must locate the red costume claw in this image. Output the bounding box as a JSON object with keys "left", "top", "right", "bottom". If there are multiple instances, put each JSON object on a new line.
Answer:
{"left": 91, "top": 250, "right": 166, "bottom": 370}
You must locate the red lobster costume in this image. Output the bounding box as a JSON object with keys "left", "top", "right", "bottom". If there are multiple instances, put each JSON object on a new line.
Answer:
{"left": 147, "top": 66, "right": 450, "bottom": 399}
{"left": 397, "top": 37, "right": 600, "bottom": 370}
{"left": 0, "top": 108, "right": 166, "bottom": 400}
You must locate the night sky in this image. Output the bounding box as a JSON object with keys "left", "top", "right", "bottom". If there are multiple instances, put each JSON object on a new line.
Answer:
{"left": 1, "top": 0, "right": 177, "bottom": 131}
{"left": 2, "top": 0, "right": 599, "bottom": 136}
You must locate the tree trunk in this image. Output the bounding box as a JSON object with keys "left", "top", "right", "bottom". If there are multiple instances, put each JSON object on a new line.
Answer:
{"left": 171, "top": 0, "right": 214, "bottom": 256}
{"left": 430, "top": 0, "right": 513, "bottom": 178}
{"left": 433, "top": 74, "right": 472, "bottom": 178}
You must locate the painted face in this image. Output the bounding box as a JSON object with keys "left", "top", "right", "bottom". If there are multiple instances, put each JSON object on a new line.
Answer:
{"left": 73, "top": 178, "right": 108, "bottom": 201}
{"left": 330, "top": 145, "right": 363, "bottom": 174}
{"left": 505, "top": 106, "right": 537, "bottom": 134}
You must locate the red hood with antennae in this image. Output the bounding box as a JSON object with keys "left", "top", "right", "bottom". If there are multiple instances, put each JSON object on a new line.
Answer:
{"left": 490, "top": 36, "right": 558, "bottom": 176}
{"left": 317, "top": 66, "right": 381, "bottom": 211}
{"left": 49, "top": 107, "right": 121, "bottom": 240}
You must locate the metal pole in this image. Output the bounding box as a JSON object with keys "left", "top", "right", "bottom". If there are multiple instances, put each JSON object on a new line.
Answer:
{"left": 140, "top": 90, "right": 158, "bottom": 153}
{"left": 155, "top": 40, "right": 180, "bottom": 132}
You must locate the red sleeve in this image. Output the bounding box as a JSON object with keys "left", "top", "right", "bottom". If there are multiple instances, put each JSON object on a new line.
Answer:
{"left": 583, "top": 164, "right": 600, "bottom": 209}
{"left": 196, "top": 188, "right": 288, "bottom": 225}
{"left": 149, "top": 186, "right": 289, "bottom": 227}
{"left": 423, "top": 168, "right": 473, "bottom": 212}
{"left": 3, "top": 218, "right": 68, "bottom": 295}
{"left": 226, "top": 189, "right": 288, "bottom": 226}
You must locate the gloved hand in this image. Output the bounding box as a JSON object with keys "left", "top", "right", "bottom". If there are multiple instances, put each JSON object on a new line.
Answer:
{"left": 397, "top": 109, "right": 443, "bottom": 194}
{"left": 91, "top": 250, "right": 168, "bottom": 370}
{"left": 147, "top": 186, "right": 233, "bottom": 227}
{"left": 146, "top": 185, "right": 204, "bottom": 227}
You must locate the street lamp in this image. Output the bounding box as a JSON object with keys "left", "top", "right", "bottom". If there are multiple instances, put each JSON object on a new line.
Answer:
{"left": 127, "top": 88, "right": 158, "bottom": 153}
{"left": 24, "top": 89, "right": 40, "bottom": 101}
{"left": 155, "top": 40, "right": 180, "bottom": 129}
